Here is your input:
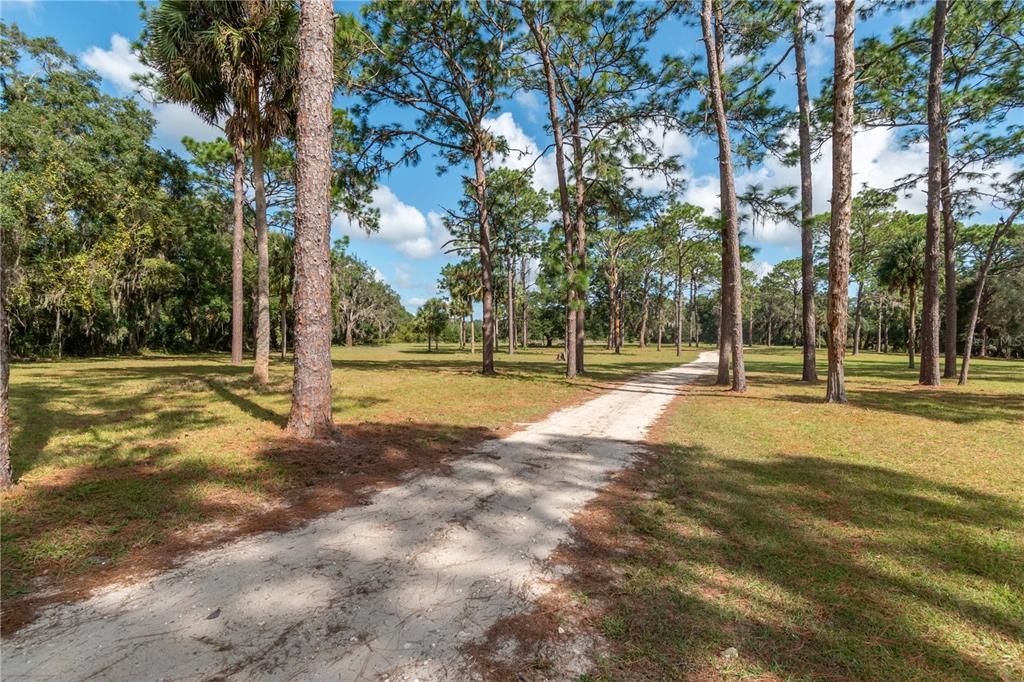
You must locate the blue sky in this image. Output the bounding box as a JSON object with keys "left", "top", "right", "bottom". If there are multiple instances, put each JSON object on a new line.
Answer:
{"left": 6, "top": 0, "right": 992, "bottom": 311}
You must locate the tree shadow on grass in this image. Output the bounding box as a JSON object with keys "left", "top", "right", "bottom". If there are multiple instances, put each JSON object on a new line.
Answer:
{"left": 737, "top": 352, "right": 1024, "bottom": 425}
{"left": 1, "top": 420, "right": 496, "bottom": 636}
{"left": 564, "top": 445, "right": 1024, "bottom": 681}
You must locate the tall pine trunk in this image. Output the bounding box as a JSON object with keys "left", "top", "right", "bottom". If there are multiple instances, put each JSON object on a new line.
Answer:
{"left": 908, "top": 283, "right": 918, "bottom": 369}
{"left": 852, "top": 280, "right": 864, "bottom": 355}
{"left": 527, "top": 11, "right": 576, "bottom": 377}
{"left": 825, "top": 0, "right": 855, "bottom": 403}
{"left": 794, "top": 0, "right": 818, "bottom": 382}
{"left": 252, "top": 140, "right": 271, "bottom": 385}
{"left": 507, "top": 256, "right": 515, "bottom": 355}
{"left": 702, "top": 0, "right": 745, "bottom": 391}
{"left": 941, "top": 126, "right": 958, "bottom": 378}
{"left": 474, "top": 154, "right": 496, "bottom": 375}
{"left": 231, "top": 139, "right": 246, "bottom": 365}
{"left": 287, "top": 0, "right": 335, "bottom": 438}
{"left": 572, "top": 116, "right": 587, "bottom": 374}
{"left": 920, "top": 0, "right": 947, "bottom": 386}
{"left": 960, "top": 212, "right": 1016, "bottom": 384}
{"left": 0, "top": 231, "right": 11, "bottom": 489}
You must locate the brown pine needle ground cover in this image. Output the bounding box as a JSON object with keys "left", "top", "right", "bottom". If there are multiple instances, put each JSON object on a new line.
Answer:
{"left": 0, "top": 342, "right": 696, "bottom": 631}
{"left": 477, "top": 348, "right": 1024, "bottom": 681}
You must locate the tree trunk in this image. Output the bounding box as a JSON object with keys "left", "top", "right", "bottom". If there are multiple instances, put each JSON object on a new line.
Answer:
{"left": 252, "top": 141, "right": 271, "bottom": 385}
{"left": 908, "top": 283, "right": 917, "bottom": 369}
{"left": 508, "top": 256, "right": 515, "bottom": 354}
{"left": 794, "top": 0, "right": 818, "bottom": 382}
{"left": 825, "top": 0, "right": 855, "bottom": 403}
{"left": 656, "top": 269, "right": 665, "bottom": 351}
{"left": 287, "top": 0, "right": 335, "bottom": 439}
{"left": 852, "top": 280, "right": 864, "bottom": 355}
{"left": 675, "top": 257, "right": 683, "bottom": 357}
{"left": 0, "top": 231, "right": 11, "bottom": 489}
{"left": 527, "top": 12, "right": 576, "bottom": 378}
{"left": 980, "top": 325, "right": 987, "bottom": 357}
{"left": 280, "top": 287, "right": 288, "bottom": 360}
{"left": 474, "top": 153, "right": 496, "bottom": 375}
{"left": 960, "top": 213, "right": 1015, "bottom": 384}
{"left": 919, "top": 0, "right": 947, "bottom": 386}
{"left": 231, "top": 139, "right": 246, "bottom": 365}
{"left": 572, "top": 115, "right": 587, "bottom": 374}
{"left": 690, "top": 272, "right": 698, "bottom": 347}
{"left": 703, "top": 0, "right": 745, "bottom": 392}
{"left": 345, "top": 316, "right": 354, "bottom": 347}
{"left": 941, "top": 125, "right": 958, "bottom": 378}
{"left": 521, "top": 258, "right": 528, "bottom": 349}
{"left": 877, "top": 297, "right": 884, "bottom": 353}
{"left": 469, "top": 295, "right": 476, "bottom": 354}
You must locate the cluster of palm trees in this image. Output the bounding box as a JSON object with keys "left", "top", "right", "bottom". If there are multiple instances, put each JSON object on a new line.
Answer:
{"left": 142, "top": 0, "right": 335, "bottom": 436}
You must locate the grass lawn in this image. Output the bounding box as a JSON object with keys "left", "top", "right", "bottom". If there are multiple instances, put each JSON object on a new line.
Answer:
{"left": 566, "top": 348, "right": 1024, "bottom": 681}
{"left": 0, "top": 342, "right": 695, "bottom": 621}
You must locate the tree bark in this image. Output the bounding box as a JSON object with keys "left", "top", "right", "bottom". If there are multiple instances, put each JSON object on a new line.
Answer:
{"left": 231, "top": 139, "right": 246, "bottom": 365}
{"left": 908, "top": 282, "right": 918, "bottom": 369}
{"left": 526, "top": 11, "right": 576, "bottom": 377}
{"left": 474, "top": 153, "right": 496, "bottom": 375}
{"left": 507, "top": 256, "right": 515, "bottom": 355}
{"left": 287, "top": 0, "right": 335, "bottom": 439}
{"left": 521, "top": 257, "right": 528, "bottom": 348}
{"left": 572, "top": 114, "right": 587, "bottom": 374}
{"left": 280, "top": 287, "right": 288, "bottom": 360}
{"left": 825, "top": 0, "right": 855, "bottom": 403}
{"left": 852, "top": 280, "right": 864, "bottom": 355}
{"left": 941, "top": 124, "right": 958, "bottom": 378}
{"left": 0, "top": 228, "right": 11, "bottom": 489}
{"left": 252, "top": 140, "right": 271, "bottom": 385}
{"left": 794, "top": 0, "right": 818, "bottom": 382}
{"left": 702, "top": 0, "right": 745, "bottom": 392}
{"left": 469, "top": 295, "right": 475, "bottom": 354}
{"left": 920, "top": 0, "right": 947, "bottom": 386}
{"left": 675, "top": 254, "right": 683, "bottom": 357}
{"left": 656, "top": 269, "right": 665, "bottom": 351}
{"left": 960, "top": 213, "right": 1015, "bottom": 384}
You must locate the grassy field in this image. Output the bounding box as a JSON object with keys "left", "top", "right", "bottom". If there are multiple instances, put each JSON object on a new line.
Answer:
{"left": 564, "top": 348, "right": 1024, "bottom": 681}
{"left": 0, "top": 342, "right": 695, "bottom": 615}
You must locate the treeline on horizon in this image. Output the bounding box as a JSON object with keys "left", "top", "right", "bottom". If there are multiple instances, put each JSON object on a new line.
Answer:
{"left": 1, "top": 0, "right": 1021, "bottom": 382}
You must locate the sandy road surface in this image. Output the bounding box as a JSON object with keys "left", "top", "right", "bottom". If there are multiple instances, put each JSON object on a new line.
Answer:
{"left": 3, "top": 351, "right": 717, "bottom": 681}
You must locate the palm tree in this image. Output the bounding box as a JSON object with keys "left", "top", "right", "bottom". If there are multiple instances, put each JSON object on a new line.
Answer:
{"left": 139, "top": 1, "right": 245, "bottom": 364}
{"left": 214, "top": 1, "right": 298, "bottom": 384}
{"left": 141, "top": 1, "right": 297, "bottom": 384}
{"left": 877, "top": 232, "right": 926, "bottom": 369}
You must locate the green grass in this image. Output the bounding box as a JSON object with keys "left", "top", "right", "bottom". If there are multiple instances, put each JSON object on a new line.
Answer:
{"left": 577, "top": 348, "right": 1024, "bottom": 681}
{"left": 0, "top": 342, "right": 696, "bottom": 603}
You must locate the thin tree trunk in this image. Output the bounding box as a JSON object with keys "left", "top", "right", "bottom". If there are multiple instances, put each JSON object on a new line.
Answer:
{"left": 908, "top": 283, "right": 918, "bottom": 369}
{"left": 852, "top": 280, "right": 864, "bottom": 355}
{"left": 920, "top": 0, "right": 947, "bottom": 386}
{"left": 252, "top": 141, "right": 271, "bottom": 385}
{"left": 877, "top": 297, "right": 883, "bottom": 353}
{"left": 474, "top": 153, "right": 496, "bottom": 375}
{"left": 469, "top": 295, "right": 475, "bottom": 354}
{"left": 507, "top": 256, "right": 515, "bottom": 355}
{"left": 825, "top": 0, "right": 855, "bottom": 403}
{"left": 690, "top": 272, "right": 698, "bottom": 347}
{"left": 980, "top": 325, "right": 987, "bottom": 357}
{"left": 521, "top": 258, "right": 528, "bottom": 349}
{"left": 526, "top": 11, "right": 575, "bottom": 377}
{"left": 703, "top": 0, "right": 745, "bottom": 392}
{"left": 231, "top": 139, "right": 246, "bottom": 365}
{"left": 572, "top": 115, "right": 586, "bottom": 374}
{"left": 960, "top": 213, "right": 1015, "bottom": 384}
{"left": 657, "top": 269, "right": 665, "bottom": 351}
{"left": 280, "top": 288, "right": 287, "bottom": 360}
{"left": 941, "top": 125, "right": 958, "bottom": 378}
{"left": 794, "top": 0, "right": 818, "bottom": 382}
{"left": 0, "top": 230, "right": 11, "bottom": 489}
{"left": 675, "top": 257, "right": 683, "bottom": 357}
{"left": 287, "top": 0, "right": 334, "bottom": 438}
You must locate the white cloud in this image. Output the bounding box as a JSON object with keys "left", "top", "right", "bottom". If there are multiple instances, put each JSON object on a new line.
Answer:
{"left": 684, "top": 126, "right": 934, "bottom": 250}
{"left": 80, "top": 34, "right": 220, "bottom": 147}
{"left": 482, "top": 112, "right": 558, "bottom": 191}
{"left": 333, "top": 186, "right": 450, "bottom": 260}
